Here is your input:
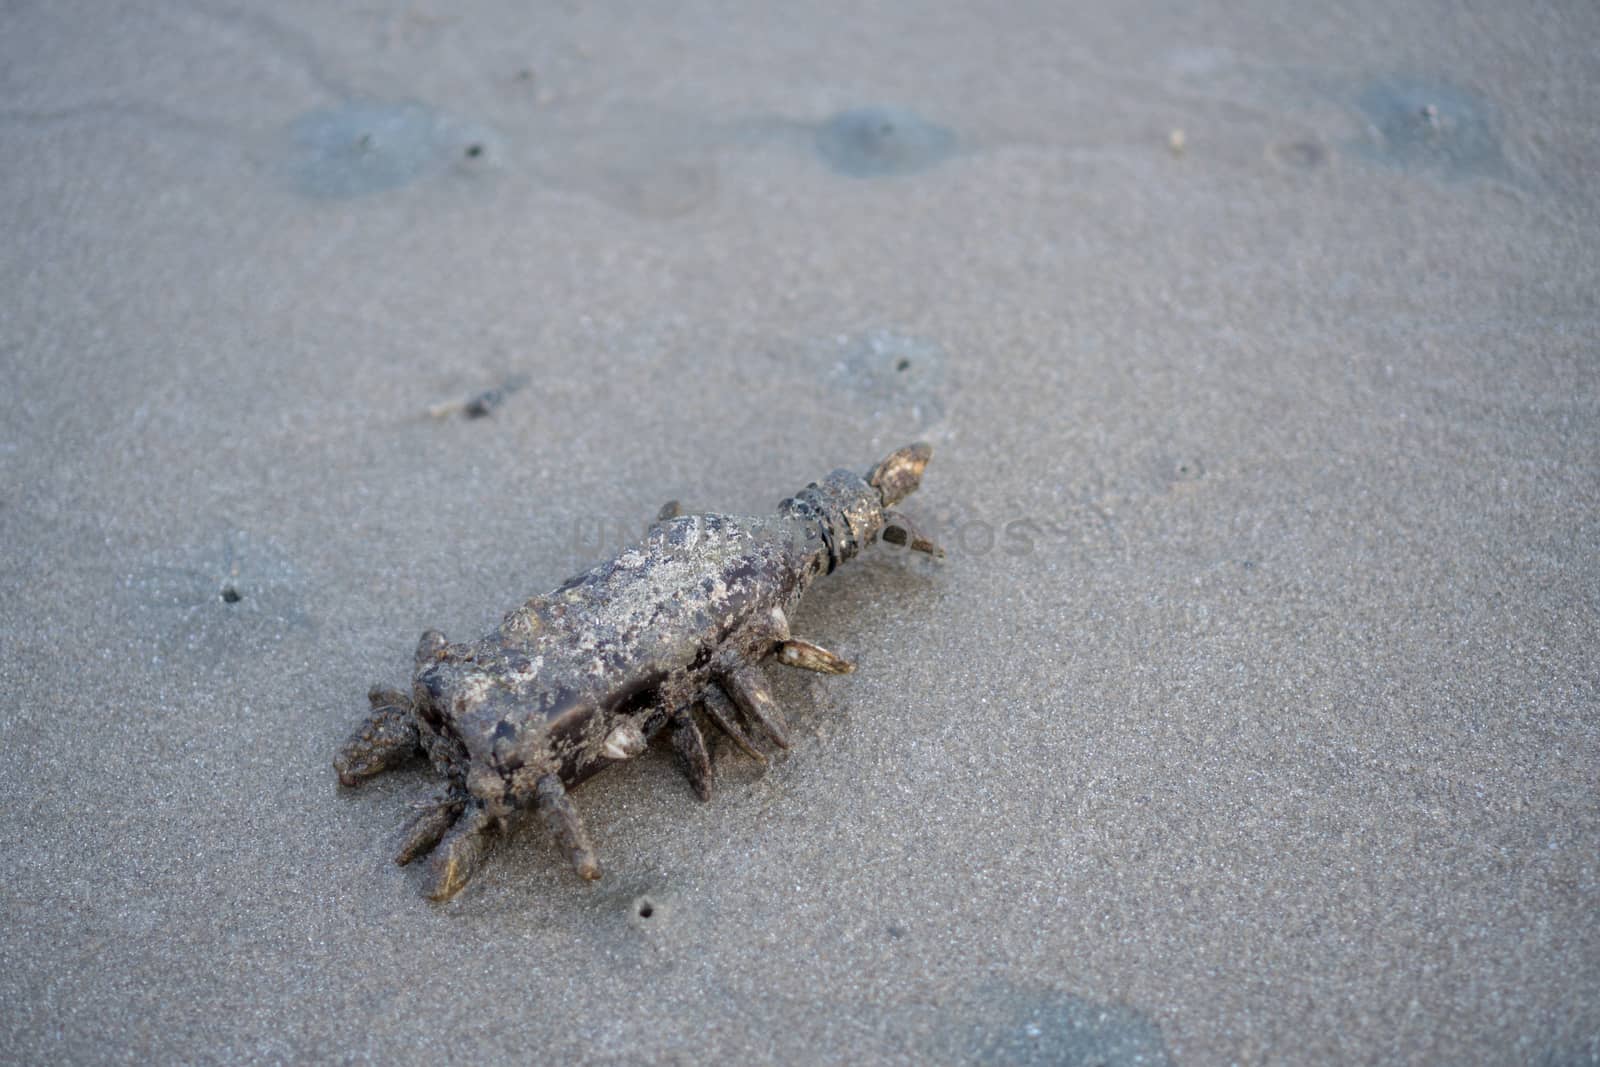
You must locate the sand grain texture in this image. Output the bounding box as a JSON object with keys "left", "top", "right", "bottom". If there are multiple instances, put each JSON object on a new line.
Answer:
{"left": 2, "top": 1, "right": 1597, "bottom": 1063}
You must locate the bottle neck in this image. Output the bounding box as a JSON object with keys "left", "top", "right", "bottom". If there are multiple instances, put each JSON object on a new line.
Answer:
{"left": 780, "top": 469, "right": 885, "bottom": 573}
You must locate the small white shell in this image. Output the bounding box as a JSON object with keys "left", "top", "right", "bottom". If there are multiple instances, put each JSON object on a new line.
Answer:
{"left": 601, "top": 722, "right": 647, "bottom": 761}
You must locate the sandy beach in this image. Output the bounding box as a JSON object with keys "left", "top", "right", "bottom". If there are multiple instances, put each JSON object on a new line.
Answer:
{"left": 2, "top": 1, "right": 1597, "bottom": 1063}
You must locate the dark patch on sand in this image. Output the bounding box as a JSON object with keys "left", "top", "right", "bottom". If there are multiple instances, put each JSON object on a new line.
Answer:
{"left": 1353, "top": 78, "right": 1509, "bottom": 181}
{"left": 815, "top": 106, "right": 956, "bottom": 178}
{"left": 288, "top": 100, "right": 497, "bottom": 199}
{"left": 124, "top": 528, "right": 309, "bottom": 660}
{"left": 922, "top": 983, "right": 1172, "bottom": 1066}
{"left": 1150, "top": 451, "right": 1206, "bottom": 490}
{"left": 822, "top": 329, "right": 952, "bottom": 430}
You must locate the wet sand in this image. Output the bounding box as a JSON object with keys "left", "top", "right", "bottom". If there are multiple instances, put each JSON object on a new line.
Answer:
{"left": 2, "top": 1, "right": 1597, "bottom": 1063}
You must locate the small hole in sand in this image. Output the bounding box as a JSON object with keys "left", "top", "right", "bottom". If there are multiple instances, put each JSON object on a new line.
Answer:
{"left": 220, "top": 585, "right": 242, "bottom": 604}
{"left": 464, "top": 144, "right": 483, "bottom": 159}
{"left": 638, "top": 901, "right": 654, "bottom": 919}
{"left": 895, "top": 358, "right": 911, "bottom": 372}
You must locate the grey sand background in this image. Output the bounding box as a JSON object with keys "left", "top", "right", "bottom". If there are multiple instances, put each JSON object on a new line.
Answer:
{"left": 2, "top": 1, "right": 1597, "bottom": 1063}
